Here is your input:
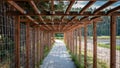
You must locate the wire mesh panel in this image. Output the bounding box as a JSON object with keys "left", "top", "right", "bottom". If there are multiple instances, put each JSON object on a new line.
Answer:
{"left": 116, "top": 16, "right": 120, "bottom": 68}
{"left": 0, "top": 2, "right": 15, "bottom": 68}
{"left": 29, "top": 27, "right": 34, "bottom": 68}
{"left": 97, "top": 16, "right": 110, "bottom": 68}
{"left": 20, "top": 22, "right": 26, "bottom": 68}
{"left": 87, "top": 24, "right": 93, "bottom": 68}
{"left": 81, "top": 27, "right": 84, "bottom": 67}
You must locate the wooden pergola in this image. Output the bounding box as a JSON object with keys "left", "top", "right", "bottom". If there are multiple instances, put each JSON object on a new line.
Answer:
{"left": 1, "top": 0, "right": 120, "bottom": 68}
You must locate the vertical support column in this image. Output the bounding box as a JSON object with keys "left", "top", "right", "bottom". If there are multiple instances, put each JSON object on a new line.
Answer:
{"left": 26, "top": 22, "right": 30, "bottom": 68}
{"left": 84, "top": 25, "right": 87, "bottom": 68}
{"left": 72, "top": 31, "right": 74, "bottom": 54}
{"left": 73, "top": 31, "right": 75, "bottom": 55}
{"left": 15, "top": 16, "right": 20, "bottom": 68}
{"left": 76, "top": 29, "right": 78, "bottom": 56}
{"left": 79, "top": 28, "right": 81, "bottom": 62}
{"left": 93, "top": 22, "right": 97, "bottom": 68}
{"left": 36, "top": 27, "right": 39, "bottom": 63}
{"left": 110, "top": 16, "right": 116, "bottom": 68}
{"left": 32, "top": 27, "right": 35, "bottom": 68}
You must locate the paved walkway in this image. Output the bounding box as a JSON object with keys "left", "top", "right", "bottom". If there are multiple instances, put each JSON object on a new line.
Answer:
{"left": 40, "top": 40, "right": 76, "bottom": 68}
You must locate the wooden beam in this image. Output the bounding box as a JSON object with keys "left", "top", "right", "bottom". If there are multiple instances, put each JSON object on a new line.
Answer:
{"left": 29, "top": 0, "right": 52, "bottom": 30}
{"left": 60, "top": 0, "right": 75, "bottom": 31}
{"left": 93, "top": 1, "right": 117, "bottom": 14}
{"left": 79, "top": 0, "right": 95, "bottom": 14}
{"left": 110, "top": 16, "right": 116, "bottom": 68}
{"left": 7, "top": 1, "right": 39, "bottom": 25}
{"left": 64, "top": 16, "right": 88, "bottom": 31}
{"left": 62, "top": 0, "right": 95, "bottom": 30}
{"left": 61, "top": 0, "right": 75, "bottom": 20}
{"left": 15, "top": 16, "right": 20, "bottom": 68}
{"left": 93, "top": 21, "right": 97, "bottom": 68}
{"left": 108, "top": 5, "right": 120, "bottom": 15}
{"left": 7, "top": 11, "right": 120, "bottom": 16}
{"left": 62, "top": 16, "right": 77, "bottom": 30}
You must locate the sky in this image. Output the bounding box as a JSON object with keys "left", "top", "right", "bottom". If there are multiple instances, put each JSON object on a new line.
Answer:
{"left": 71, "top": 1, "right": 120, "bottom": 10}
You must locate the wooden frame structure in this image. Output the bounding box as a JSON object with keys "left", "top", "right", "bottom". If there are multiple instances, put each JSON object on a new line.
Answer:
{"left": 0, "top": 0, "right": 119, "bottom": 68}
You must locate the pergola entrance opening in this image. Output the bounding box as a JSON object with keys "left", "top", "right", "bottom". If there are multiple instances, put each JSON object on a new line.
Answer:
{"left": 0, "top": 0, "right": 120, "bottom": 68}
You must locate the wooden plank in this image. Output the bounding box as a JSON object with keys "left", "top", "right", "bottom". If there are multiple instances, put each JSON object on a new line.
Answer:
{"left": 26, "top": 22, "right": 30, "bottom": 68}
{"left": 93, "top": 22, "right": 97, "bottom": 68}
{"left": 110, "top": 16, "right": 116, "bottom": 68}
{"left": 15, "top": 16, "right": 20, "bottom": 68}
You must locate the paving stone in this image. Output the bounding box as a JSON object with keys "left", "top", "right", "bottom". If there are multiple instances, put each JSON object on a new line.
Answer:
{"left": 40, "top": 40, "right": 76, "bottom": 68}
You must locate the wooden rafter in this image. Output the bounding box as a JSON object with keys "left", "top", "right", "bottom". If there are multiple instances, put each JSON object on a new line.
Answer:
{"left": 29, "top": 0, "right": 52, "bottom": 30}
{"left": 7, "top": 1, "right": 38, "bottom": 25}
{"left": 62, "top": 0, "right": 95, "bottom": 31}
{"left": 7, "top": 11, "right": 120, "bottom": 16}
{"left": 107, "top": 5, "right": 120, "bottom": 14}
{"left": 59, "top": 0, "right": 75, "bottom": 31}
{"left": 7, "top": 1, "right": 49, "bottom": 30}
{"left": 93, "top": 1, "right": 117, "bottom": 14}
{"left": 63, "top": 16, "right": 88, "bottom": 31}
{"left": 66, "top": 17, "right": 102, "bottom": 32}
{"left": 79, "top": 0, "right": 96, "bottom": 14}
{"left": 50, "top": 0, "right": 56, "bottom": 30}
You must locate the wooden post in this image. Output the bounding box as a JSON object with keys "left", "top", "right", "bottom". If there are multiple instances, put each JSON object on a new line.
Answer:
{"left": 110, "top": 16, "right": 116, "bottom": 68}
{"left": 15, "top": 16, "right": 20, "bottom": 68}
{"left": 26, "top": 22, "right": 30, "bottom": 68}
{"left": 79, "top": 28, "right": 81, "bottom": 62}
{"left": 32, "top": 27, "right": 35, "bottom": 68}
{"left": 76, "top": 29, "right": 78, "bottom": 56}
{"left": 84, "top": 25, "right": 87, "bottom": 68}
{"left": 72, "top": 31, "right": 75, "bottom": 55}
{"left": 93, "top": 22, "right": 97, "bottom": 68}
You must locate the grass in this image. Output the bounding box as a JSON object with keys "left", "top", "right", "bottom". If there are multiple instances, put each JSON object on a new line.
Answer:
{"left": 36, "top": 45, "right": 51, "bottom": 67}
{"left": 68, "top": 50, "right": 109, "bottom": 68}
{"left": 89, "top": 36, "right": 120, "bottom": 39}
{"left": 98, "top": 43, "right": 120, "bottom": 51}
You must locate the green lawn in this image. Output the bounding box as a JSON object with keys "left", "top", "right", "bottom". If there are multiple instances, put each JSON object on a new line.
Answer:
{"left": 89, "top": 36, "right": 120, "bottom": 39}
{"left": 98, "top": 43, "right": 120, "bottom": 51}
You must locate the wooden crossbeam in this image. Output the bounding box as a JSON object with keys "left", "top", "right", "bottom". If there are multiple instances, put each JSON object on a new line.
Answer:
{"left": 60, "top": 0, "right": 75, "bottom": 31}
{"left": 29, "top": 0, "right": 52, "bottom": 30}
{"left": 107, "top": 5, "right": 120, "bottom": 14}
{"left": 62, "top": 0, "right": 95, "bottom": 31}
{"left": 7, "top": 11, "right": 120, "bottom": 16}
{"left": 66, "top": 16, "right": 102, "bottom": 32}
{"left": 7, "top": 1, "right": 39, "bottom": 25}
{"left": 79, "top": 0, "right": 96, "bottom": 14}
{"left": 8, "top": 1, "right": 49, "bottom": 30}
{"left": 61, "top": 0, "right": 75, "bottom": 20}
{"left": 50, "top": 0, "right": 56, "bottom": 30}
{"left": 93, "top": 1, "right": 117, "bottom": 14}
{"left": 64, "top": 16, "right": 88, "bottom": 31}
